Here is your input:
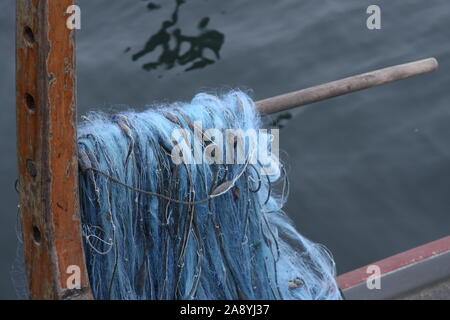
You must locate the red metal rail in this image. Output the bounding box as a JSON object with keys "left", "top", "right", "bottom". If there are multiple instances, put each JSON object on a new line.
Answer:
{"left": 16, "top": 0, "right": 92, "bottom": 299}
{"left": 337, "top": 236, "right": 450, "bottom": 299}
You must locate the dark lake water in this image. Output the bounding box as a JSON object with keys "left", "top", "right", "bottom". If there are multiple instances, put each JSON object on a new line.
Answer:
{"left": 1, "top": 0, "right": 449, "bottom": 298}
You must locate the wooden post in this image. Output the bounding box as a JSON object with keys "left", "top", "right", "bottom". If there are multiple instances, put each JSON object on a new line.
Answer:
{"left": 16, "top": 0, "right": 92, "bottom": 299}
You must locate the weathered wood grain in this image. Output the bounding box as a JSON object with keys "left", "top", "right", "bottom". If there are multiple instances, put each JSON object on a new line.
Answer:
{"left": 16, "top": 0, "right": 92, "bottom": 300}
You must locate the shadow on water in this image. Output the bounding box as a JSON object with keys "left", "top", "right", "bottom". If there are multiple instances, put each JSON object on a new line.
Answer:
{"left": 131, "top": 0, "right": 225, "bottom": 72}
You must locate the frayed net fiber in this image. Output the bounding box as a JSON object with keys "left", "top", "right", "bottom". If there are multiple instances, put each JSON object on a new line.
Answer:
{"left": 78, "top": 91, "right": 341, "bottom": 300}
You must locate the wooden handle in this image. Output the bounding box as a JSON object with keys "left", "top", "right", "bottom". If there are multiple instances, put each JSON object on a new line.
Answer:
{"left": 256, "top": 58, "right": 438, "bottom": 115}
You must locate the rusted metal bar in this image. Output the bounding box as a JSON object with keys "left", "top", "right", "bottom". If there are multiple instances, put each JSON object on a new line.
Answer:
{"left": 256, "top": 58, "right": 438, "bottom": 115}
{"left": 16, "top": 0, "right": 92, "bottom": 299}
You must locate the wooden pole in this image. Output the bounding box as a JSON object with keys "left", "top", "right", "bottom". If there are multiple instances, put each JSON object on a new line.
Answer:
{"left": 16, "top": 0, "right": 92, "bottom": 299}
{"left": 256, "top": 58, "right": 438, "bottom": 115}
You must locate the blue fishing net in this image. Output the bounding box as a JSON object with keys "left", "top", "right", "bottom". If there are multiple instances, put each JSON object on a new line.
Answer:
{"left": 78, "top": 91, "right": 341, "bottom": 300}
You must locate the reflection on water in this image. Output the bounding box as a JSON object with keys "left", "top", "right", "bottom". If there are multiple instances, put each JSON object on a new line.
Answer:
{"left": 270, "top": 112, "right": 293, "bottom": 129}
{"left": 146, "top": 2, "right": 161, "bottom": 11}
{"left": 131, "top": 0, "right": 225, "bottom": 72}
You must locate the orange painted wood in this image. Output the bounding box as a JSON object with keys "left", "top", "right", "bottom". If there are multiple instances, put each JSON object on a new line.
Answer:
{"left": 16, "top": 0, "right": 92, "bottom": 299}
